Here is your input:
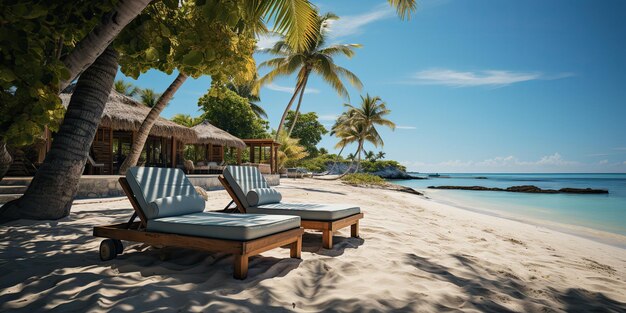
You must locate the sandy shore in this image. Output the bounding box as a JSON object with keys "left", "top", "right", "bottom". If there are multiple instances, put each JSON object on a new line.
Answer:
{"left": 1, "top": 178, "right": 625, "bottom": 312}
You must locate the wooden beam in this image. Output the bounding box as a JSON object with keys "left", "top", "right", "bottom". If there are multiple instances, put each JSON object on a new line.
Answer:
{"left": 171, "top": 137, "right": 176, "bottom": 168}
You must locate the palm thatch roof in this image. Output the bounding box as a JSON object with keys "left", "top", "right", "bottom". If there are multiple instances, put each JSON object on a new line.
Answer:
{"left": 59, "top": 90, "right": 197, "bottom": 142}
{"left": 188, "top": 121, "right": 246, "bottom": 149}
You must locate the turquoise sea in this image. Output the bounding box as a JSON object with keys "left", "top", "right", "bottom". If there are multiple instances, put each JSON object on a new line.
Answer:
{"left": 393, "top": 173, "right": 626, "bottom": 246}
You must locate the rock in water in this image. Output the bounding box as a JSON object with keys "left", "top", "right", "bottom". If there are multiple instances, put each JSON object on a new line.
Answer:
{"left": 428, "top": 185, "right": 608, "bottom": 194}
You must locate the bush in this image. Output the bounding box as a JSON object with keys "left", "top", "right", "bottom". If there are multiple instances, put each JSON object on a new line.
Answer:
{"left": 341, "top": 173, "right": 387, "bottom": 186}
{"left": 360, "top": 160, "right": 407, "bottom": 173}
{"left": 299, "top": 154, "right": 344, "bottom": 172}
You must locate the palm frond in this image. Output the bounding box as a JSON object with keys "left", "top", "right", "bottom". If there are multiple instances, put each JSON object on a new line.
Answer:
{"left": 387, "top": 0, "right": 417, "bottom": 20}
{"left": 258, "top": 0, "right": 319, "bottom": 52}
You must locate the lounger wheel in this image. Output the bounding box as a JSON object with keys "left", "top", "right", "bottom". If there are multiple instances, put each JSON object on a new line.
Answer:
{"left": 99, "top": 239, "right": 118, "bottom": 261}
{"left": 113, "top": 239, "right": 124, "bottom": 254}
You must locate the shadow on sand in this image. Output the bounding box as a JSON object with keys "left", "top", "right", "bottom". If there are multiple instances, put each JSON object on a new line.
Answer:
{"left": 405, "top": 253, "right": 626, "bottom": 312}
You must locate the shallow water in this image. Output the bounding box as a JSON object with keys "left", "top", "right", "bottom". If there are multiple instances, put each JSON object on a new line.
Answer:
{"left": 394, "top": 173, "right": 626, "bottom": 237}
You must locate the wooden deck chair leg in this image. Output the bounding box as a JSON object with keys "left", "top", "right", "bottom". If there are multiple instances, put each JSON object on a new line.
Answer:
{"left": 290, "top": 236, "right": 302, "bottom": 259}
{"left": 126, "top": 212, "right": 137, "bottom": 229}
{"left": 234, "top": 254, "right": 249, "bottom": 280}
{"left": 351, "top": 220, "right": 360, "bottom": 238}
{"left": 322, "top": 230, "right": 333, "bottom": 249}
{"left": 223, "top": 200, "right": 234, "bottom": 211}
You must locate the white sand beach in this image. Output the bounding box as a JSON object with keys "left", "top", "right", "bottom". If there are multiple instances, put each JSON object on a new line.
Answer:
{"left": 1, "top": 178, "right": 625, "bottom": 312}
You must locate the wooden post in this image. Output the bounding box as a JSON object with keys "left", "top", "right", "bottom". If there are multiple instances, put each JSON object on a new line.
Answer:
{"left": 249, "top": 144, "right": 255, "bottom": 163}
{"left": 269, "top": 143, "right": 274, "bottom": 174}
{"left": 351, "top": 220, "right": 360, "bottom": 237}
{"left": 171, "top": 137, "right": 176, "bottom": 168}
{"left": 290, "top": 236, "right": 302, "bottom": 259}
{"left": 237, "top": 148, "right": 242, "bottom": 164}
{"left": 322, "top": 230, "right": 333, "bottom": 249}
{"left": 221, "top": 145, "right": 225, "bottom": 162}
{"left": 234, "top": 254, "right": 249, "bottom": 280}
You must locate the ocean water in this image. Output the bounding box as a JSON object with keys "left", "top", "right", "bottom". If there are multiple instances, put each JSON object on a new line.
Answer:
{"left": 393, "top": 173, "right": 626, "bottom": 243}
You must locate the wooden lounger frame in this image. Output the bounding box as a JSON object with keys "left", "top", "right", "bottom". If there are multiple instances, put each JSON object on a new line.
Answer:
{"left": 218, "top": 175, "right": 364, "bottom": 249}
{"left": 93, "top": 177, "right": 304, "bottom": 280}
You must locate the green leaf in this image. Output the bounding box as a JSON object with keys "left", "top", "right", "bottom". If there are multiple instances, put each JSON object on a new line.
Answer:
{"left": 163, "top": 0, "right": 179, "bottom": 9}
{"left": 182, "top": 50, "right": 203, "bottom": 66}
{"left": 145, "top": 47, "right": 159, "bottom": 61}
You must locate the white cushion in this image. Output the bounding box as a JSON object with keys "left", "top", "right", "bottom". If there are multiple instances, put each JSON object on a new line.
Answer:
{"left": 126, "top": 167, "right": 205, "bottom": 219}
{"left": 148, "top": 194, "right": 206, "bottom": 219}
{"left": 246, "top": 188, "right": 282, "bottom": 206}
{"left": 249, "top": 203, "right": 361, "bottom": 221}
{"left": 147, "top": 212, "right": 300, "bottom": 241}
{"left": 223, "top": 166, "right": 269, "bottom": 208}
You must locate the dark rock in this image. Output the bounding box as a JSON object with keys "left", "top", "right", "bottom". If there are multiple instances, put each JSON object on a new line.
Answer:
{"left": 558, "top": 188, "right": 608, "bottom": 194}
{"left": 475, "top": 176, "right": 488, "bottom": 179}
{"left": 428, "top": 185, "right": 608, "bottom": 194}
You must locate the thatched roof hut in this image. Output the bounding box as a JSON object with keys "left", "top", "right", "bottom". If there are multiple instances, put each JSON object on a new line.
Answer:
{"left": 188, "top": 121, "right": 246, "bottom": 149}
{"left": 59, "top": 90, "right": 197, "bottom": 142}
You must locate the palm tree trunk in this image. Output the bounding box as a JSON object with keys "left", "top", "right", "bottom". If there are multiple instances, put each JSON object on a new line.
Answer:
{"left": 326, "top": 144, "right": 345, "bottom": 174}
{"left": 1, "top": 47, "right": 118, "bottom": 222}
{"left": 118, "top": 73, "right": 188, "bottom": 175}
{"left": 354, "top": 141, "right": 364, "bottom": 173}
{"left": 0, "top": 142, "right": 12, "bottom": 181}
{"left": 274, "top": 80, "right": 305, "bottom": 140}
{"left": 60, "top": 0, "right": 153, "bottom": 91}
{"left": 287, "top": 73, "right": 310, "bottom": 137}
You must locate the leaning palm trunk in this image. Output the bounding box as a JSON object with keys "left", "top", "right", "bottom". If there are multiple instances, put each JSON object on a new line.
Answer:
{"left": 275, "top": 79, "right": 306, "bottom": 140}
{"left": 326, "top": 144, "right": 345, "bottom": 175}
{"left": 0, "top": 142, "right": 12, "bottom": 181}
{"left": 1, "top": 47, "right": 118, "bottom": 222}
{"left": 60, "top": 0, "right": 153, "bottom": 91}
{"left": 118, "top": 73, "right": 188, "bottom": 174}
{"left": 287, "top": 73, "right": 310, "bottom": 137}
{"left": 353, "top": 141, "right": 364, "bottom": 173}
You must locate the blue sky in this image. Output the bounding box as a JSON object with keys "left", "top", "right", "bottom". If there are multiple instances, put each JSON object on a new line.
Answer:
{"left": 116, "top": 0, "right": 626, "bottom": 173}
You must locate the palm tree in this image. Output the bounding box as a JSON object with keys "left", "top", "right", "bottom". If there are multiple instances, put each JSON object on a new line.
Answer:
{"left": 258, "top": 12, "right": 363, "bottom": 139}
{"left": 333, "top": 94, "right": 395, "bottom": 173}
{"left": 114, "top": 80, "right": 140, "bottom": 97}
{"left": 227, "top": 80, "right": 267, "bottom": 118}
{"left": 364, "top": 150, "right": 375, "bottom": 162}
{"left": 276, "top": 131, "right": 308, "bottom": 171}
{"left": 139, "top": 88, "right": 161, "bottom": 108}
{"left": 375, "top": 151, "right": 386, "bottom": 161}
{"left": 171, "top": 114, "right": 203, "bottom": 127}
{"left": 118, "top": 1, "right": 319, "bottom": 175}
{"left": 3, "top": 0, "right": 415, "bottom": 221}
{"left": 1, "top": 47, "right": 119, "bottom": 221}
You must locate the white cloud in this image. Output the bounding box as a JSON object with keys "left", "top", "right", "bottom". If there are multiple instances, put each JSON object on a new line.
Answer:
{"left": 599, "top": 160, "right": 609, "bottom": 165}
{"left": 327, "top": 4, "right": 395, "bottom": 39}
{"left": 318, "top": 114, "right": 339, "bottom": 121}
{"left": 265, "top": 83, "right": 319, "bottom": 94}
{"left": 396, "top": 125, "right": 417, "bottom": 130}
{"left": 404, "top": 69, "right": 573, "bottom": 87}
{"left": 403, "top": 153, "right": 586, "bottom": 173}
{"left": 614, "top": 147, "right": 626, "bottom": 151}
{"left": 256, "top": 33, "right": 281, "bottom": 50}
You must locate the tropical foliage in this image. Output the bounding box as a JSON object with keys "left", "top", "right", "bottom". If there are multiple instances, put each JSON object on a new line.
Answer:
{"left": 114, "top": 80, "right": 140, "bottom": 97}
{"left": 226, "top": 80, "right": 267, "bottom": 118}
{"left": 332, "top": 94, "right": 396, "bottom": 172}
{"left": 0, "top": 1, "right": 119, "bottom": 147}
{"left": 198, "top": 88, "right": 269, "bottom": 139}
{"left": 284, "top": 111, "right": 328, "bottom": 156}
{"left": 341, "top": 173, "right": 387, "bottom": 186}
{"left": 258, "top": 11, "right": 363, "bottom": 138}
{"left": 276, "top": 131, "right": 309, "bottom": 170}
{"left": 138, "top": 88, "right": 162, "bottom": 108}
{"left": 170, "top": 114, "right": 203, "bottom": 128}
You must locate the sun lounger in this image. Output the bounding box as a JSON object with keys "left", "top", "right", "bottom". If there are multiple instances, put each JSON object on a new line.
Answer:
{"left": 219, "top": 166, "right": 364, "bottom": 249}
{"left": 93, "top": 167, "right": 303, "bottom": 279}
